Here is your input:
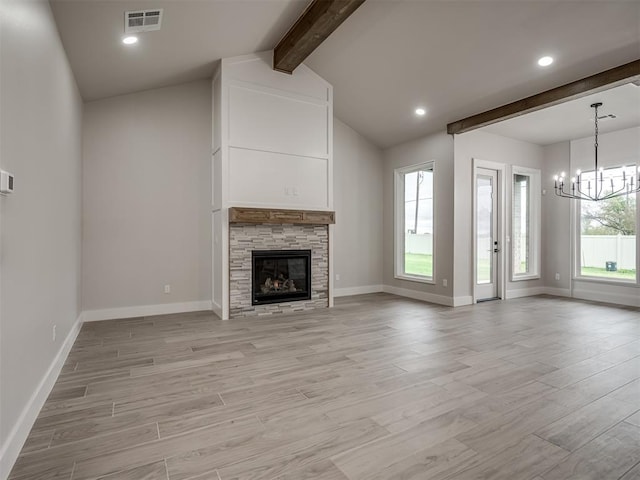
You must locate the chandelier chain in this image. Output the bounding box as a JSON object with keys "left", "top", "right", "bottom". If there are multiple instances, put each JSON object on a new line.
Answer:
{"left": 554, "top": 102, "right": 639, "bottom": 202}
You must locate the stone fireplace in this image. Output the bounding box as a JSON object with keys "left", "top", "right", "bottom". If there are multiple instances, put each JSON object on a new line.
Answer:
{"left": 228, "top": 207, "right": 334, "bottom": 318}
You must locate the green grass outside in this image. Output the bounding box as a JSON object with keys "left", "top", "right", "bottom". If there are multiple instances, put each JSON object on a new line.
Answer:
{"left": 406, "top": 253, "right": 637, "bottom": 282}
{"left": 404, "top": 253, "right": 433, "bottom": 277}
{"left": 405, "top": 253, "right": 492, "bottom": 281}
{"left": 581, "top": 266, "right": 636, "bottom": 281}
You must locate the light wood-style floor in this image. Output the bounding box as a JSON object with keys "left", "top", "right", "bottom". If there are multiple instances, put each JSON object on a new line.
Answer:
{"left": 10, "top": 294, "right": 640, "bottom": 480}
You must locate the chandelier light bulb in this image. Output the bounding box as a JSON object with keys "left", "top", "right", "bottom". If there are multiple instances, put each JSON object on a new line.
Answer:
{"left": 576, "top": 169, "right": 581, "bottom": 175}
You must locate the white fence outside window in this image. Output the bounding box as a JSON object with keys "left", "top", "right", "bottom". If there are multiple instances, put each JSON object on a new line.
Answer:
{"left": 581, "top": 235, "right": 636, "bottom": 270}
{"left": 405, "top": 233, "right": 433, "bottom": 255}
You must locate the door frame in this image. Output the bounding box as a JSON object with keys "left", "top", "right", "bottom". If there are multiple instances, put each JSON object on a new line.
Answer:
{"left": 472, "top": 158, "right": 506, "bottom": 303}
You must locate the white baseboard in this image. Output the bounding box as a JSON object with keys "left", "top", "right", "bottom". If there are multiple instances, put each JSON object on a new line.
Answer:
{"left": 0, "top": 313, "right": 83, "bottom": 480}
{"left": 82, "top": 300, "right": 213, "bottom": 322}
{"left": 382, "top": 285, "right": 454, "bottom": 307}
{"left": 542, "top": 287, "right": 572, "bottom": 298}
{"left": 572, "top": 288, "right": 640, "bottom": 308}
{"left": 535, "top": 285, "right": 636, "bottom": 306}
{"left": 504, "top": 287, "right": 547, "bottom": 300}
{"left": 453, "top": 296, "right": 473, "bottom": 307}
{"left": 211, "top": 300, "right": 222, "bottom": 319}
{"left": 333, "top": 285, "right": 383, "bottom": 297}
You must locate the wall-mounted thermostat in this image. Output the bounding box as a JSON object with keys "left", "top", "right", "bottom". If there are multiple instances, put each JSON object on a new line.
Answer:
{"left": 1, "top": 170, "right": 15, "bottom": 194}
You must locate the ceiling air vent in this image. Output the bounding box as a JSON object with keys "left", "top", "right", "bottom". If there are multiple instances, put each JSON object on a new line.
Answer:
{"left": 125, "top": 9, "right": 163, "bottom": 33}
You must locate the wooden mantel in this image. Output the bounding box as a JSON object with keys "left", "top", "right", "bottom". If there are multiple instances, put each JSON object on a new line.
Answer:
{"left": 229, "top": 207, "right": 335, "bottom": 225}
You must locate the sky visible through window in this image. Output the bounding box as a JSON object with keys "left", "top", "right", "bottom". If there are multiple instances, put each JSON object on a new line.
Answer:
{"left": 404, "top": 170, "right": 433, "bottom": 234}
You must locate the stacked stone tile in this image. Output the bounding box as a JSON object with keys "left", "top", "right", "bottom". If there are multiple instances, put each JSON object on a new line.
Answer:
{"left": 229, "top": 224, "right": 329, "bottom": 318}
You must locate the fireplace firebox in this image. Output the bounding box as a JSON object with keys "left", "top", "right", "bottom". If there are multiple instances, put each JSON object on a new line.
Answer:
{"left": 252, "top": 250, "right": 311, "bottom": 305}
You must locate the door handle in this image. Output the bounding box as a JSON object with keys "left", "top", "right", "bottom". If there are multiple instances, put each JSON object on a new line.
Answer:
{"left": 494, "top": 248, "right": 500, "bottom": 253}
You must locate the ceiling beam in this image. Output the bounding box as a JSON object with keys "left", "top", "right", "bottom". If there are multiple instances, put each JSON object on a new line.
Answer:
{"left": 273, "top": 0, "right": 366, "bottom": 74}
{"left": 447, "top": 59, "right": 640, "bottom": 135}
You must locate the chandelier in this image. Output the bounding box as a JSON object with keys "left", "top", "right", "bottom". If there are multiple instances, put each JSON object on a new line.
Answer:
{"left": 554, "top": 102, "right": 639, "bottom": 201}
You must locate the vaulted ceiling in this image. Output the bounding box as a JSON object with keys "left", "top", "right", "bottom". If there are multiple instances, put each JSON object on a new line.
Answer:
{"left": 50, "top": 0, "right": 640, "bottom": 148}
{"left": 49, "top": 0, "right": 310, "bottom": 100}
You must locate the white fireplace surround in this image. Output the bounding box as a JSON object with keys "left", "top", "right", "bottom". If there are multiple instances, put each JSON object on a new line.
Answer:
{"left": 211, "top": 52, "right": 334, "bottom": 319}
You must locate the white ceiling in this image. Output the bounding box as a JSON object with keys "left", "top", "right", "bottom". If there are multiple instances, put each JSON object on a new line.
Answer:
{"left": 49, "top": 0, "right": 310, "bottom": 101}
{"left": 50, "top": 0, "right": 640, "bottom": 149}
{"left": 483, "top": 83, "right": 640, "bottom": 145}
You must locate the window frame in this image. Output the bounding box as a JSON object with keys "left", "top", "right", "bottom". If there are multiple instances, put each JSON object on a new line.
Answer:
{"left": 394, "top": 161, "right": 436, "bottom": 284}
{"left": 510, "top": 165, "right": 541, "bottom": 281}
{"left": 573, "top": 165, "right": 639, "bottom": 286}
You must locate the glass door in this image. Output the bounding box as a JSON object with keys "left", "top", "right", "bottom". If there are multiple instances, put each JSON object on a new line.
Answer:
{"left": 476, "top": 168, "right": 499, "bottom": 300}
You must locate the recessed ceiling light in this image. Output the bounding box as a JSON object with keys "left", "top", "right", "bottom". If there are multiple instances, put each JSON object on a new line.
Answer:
{"left": 415, "top": 107, "right": 426, "bottom": 116}
{"left": 122, "top": 36, "right": 138, "bottom": 45}
{"left": 537, "top": 56, "right": 554, "bottom": 67}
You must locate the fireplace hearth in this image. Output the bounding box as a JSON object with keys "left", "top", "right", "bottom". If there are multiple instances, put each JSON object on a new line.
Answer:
{"left": 252, "top": 250, "right": 311, "bottom": 305}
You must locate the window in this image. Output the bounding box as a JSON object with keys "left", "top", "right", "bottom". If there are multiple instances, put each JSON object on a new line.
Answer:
{"left": 511, "top": 166, "right": 541, "bottom": 280}
{"left": 394, "top": 162, "right": 434, "bottom": 282}
{"left": 578, "top": 166, "right": 637, "bottom": 282}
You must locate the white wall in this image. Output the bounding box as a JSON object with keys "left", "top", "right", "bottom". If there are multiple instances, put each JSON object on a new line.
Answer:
{"left": 0, "top": 0, "right": 82, "bottom": 474}
{"left": 333, "top": 118, "right": 384, "bottom": 295}
{"left": 82, "top": 81, "right": 212, "bottom": 316}
{"left": 571, "top": 126, "right": 640, "bottom": 171}
{"left": 542, "top": 141, "right": 572, "bottom": 294}
{"left": 383, "top": 132, "right": 456, "bottom": 304}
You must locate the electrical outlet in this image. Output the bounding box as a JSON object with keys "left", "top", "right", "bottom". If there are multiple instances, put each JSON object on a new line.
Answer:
{"left": 555, "top": 273, "right": 560, "bottom": 281}
{"left": 52, "top": 325, "right": 57, "bottom": 342}
{"left": 335, "top": 273, "right": 340, "bottom": 281}
{"left": 442, "top": 279, "right": 448, "bottom": 287}
{"left": 164, "top": 284, "right": 171, "bottom": 294}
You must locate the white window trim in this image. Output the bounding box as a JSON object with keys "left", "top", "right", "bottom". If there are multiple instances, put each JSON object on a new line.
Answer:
{"left": 573, "top": 179, "right": 639, "bottom": 287}
{"left": 510, "top": 165, "right": 541, "bottom": 282}
{"left": 394, "top": 161, "right": 436, "bottom": 284}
